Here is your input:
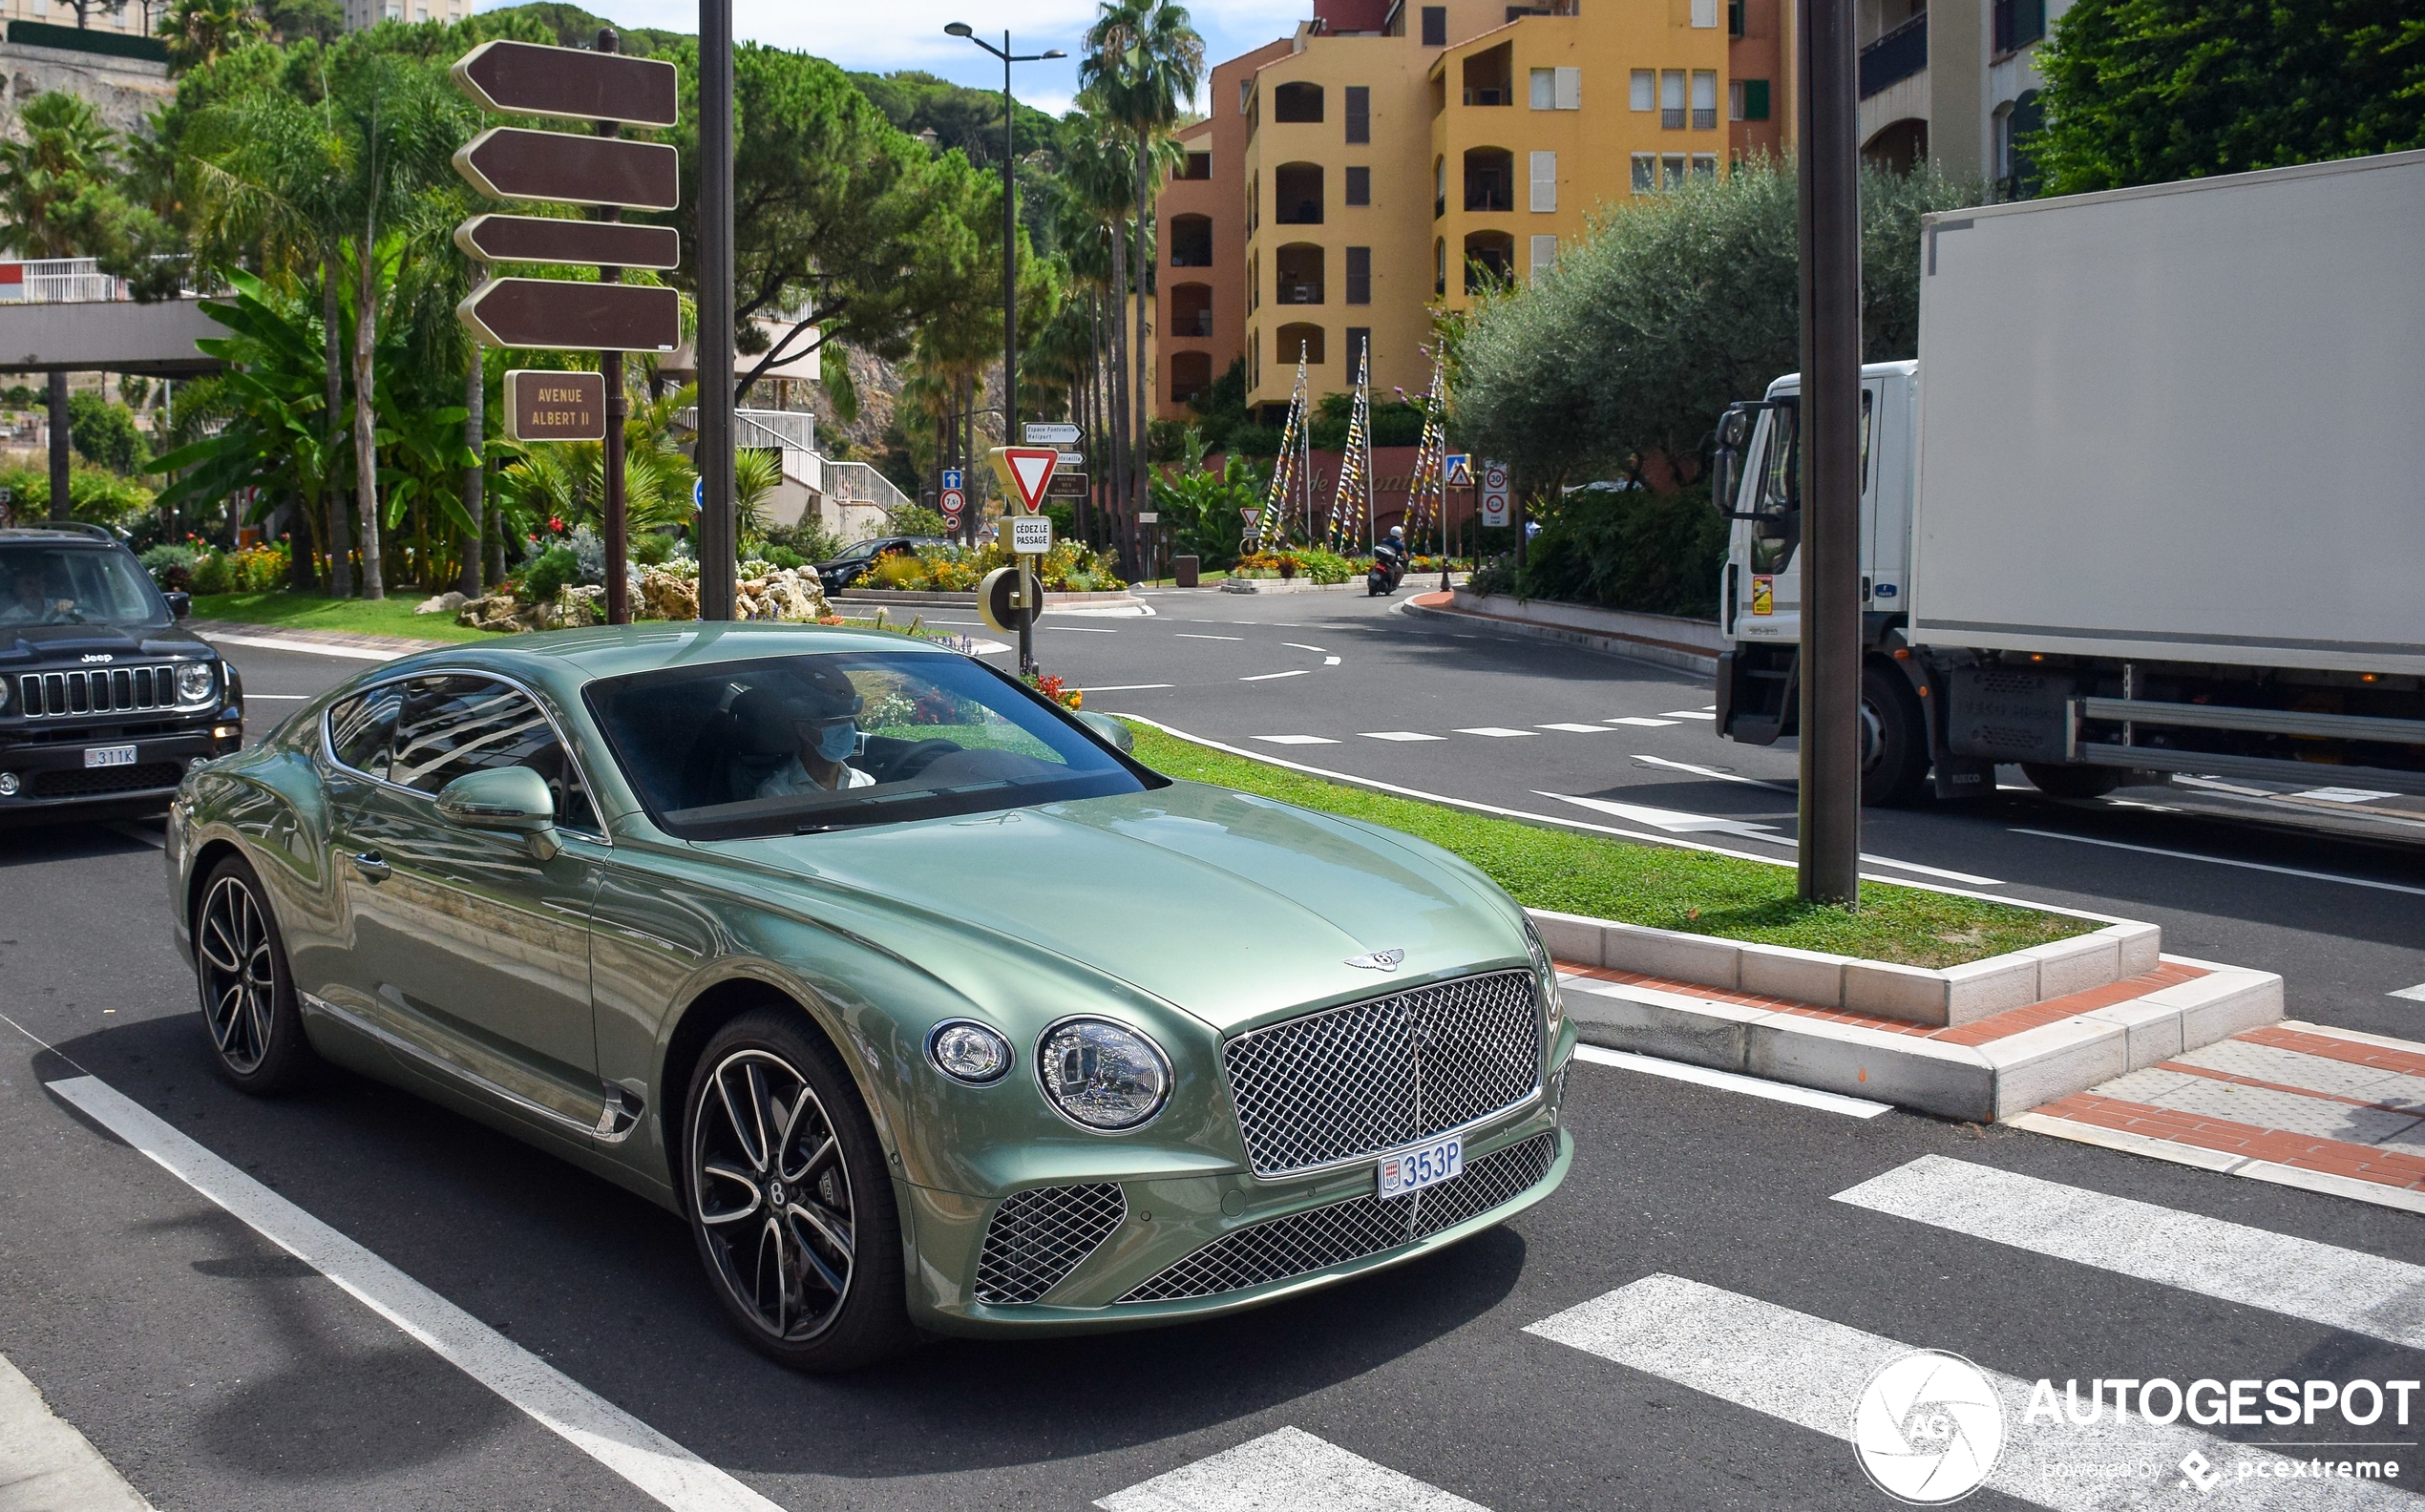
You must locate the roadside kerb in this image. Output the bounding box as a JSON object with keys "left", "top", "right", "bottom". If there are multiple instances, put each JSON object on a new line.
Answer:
{"left": 833, "top": 589, "right": 1143, "bottom": 611}
{"left": 1403, "top": 589, "right": 1720, "bottom": 677}
{"left": 1216, "top": 573, "right": 1469, "bottom": 596}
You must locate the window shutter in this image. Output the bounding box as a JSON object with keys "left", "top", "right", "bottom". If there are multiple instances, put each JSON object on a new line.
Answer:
{"left": 1529, "top": 151, "right": 1557, "bottom": 212}
{"left": 1529, "top": 235, "right": 1557, "bottom": 279}
{"left": 1554, "top": 67, "right": 1580, "bottom": 110}
{"left": 1345, "top": 85, "right": 1370, "bottom": 143}
{"left": 1690, "top": 0, "right": 1719, "bottom": 27}
{"left": 1345, "top": 246, "right": 1372, "bottom": 304}
{"left": 1631, "top": 70, "right": 1654, "bottom": 111}
{"left": 1744, "top": 78, "right": 1770, "bottom": 120}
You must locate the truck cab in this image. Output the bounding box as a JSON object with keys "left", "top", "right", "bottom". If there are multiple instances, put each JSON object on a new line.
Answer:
{"left": 1712, "top": 360, "right": 1936, "bottom": 803}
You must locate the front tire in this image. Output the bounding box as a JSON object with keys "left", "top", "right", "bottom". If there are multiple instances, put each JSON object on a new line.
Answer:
{"left": 194, "top": 855, "right": 315, "bottom": 1093}
{"left": 1859, "top": 664, "right": 1931, "bottom": 807}
{"left": 2021, "top": 762, "right": 2124, "bottom": 800}
{"left": 684, "top": 1007, "right": 914, "bottom": 1372}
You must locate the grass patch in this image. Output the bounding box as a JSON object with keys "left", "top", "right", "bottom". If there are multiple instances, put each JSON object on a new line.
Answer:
{"left": 1124, "top": 720, "right": 2092, "bottom": 968}
{"left": 191, "top": 591, "right": 505, "bottom": 643}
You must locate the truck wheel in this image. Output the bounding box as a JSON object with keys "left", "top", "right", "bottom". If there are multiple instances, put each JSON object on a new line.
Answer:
{"left": 2020, "top": 763, "right": 2123, "bottom": 800}
{"left": 1860, "top": 665, "right": 1929, "bottom": 808}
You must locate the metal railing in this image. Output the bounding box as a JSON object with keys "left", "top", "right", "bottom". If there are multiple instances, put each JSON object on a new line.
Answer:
{"left": 0, "top": 258, "right": 124, "bottom": 304}
{"left": 1860, "top": 10, "right": 1928, "bottom": 98}
{"left": 823, "top": 460, "right": 914, "bottom": 515}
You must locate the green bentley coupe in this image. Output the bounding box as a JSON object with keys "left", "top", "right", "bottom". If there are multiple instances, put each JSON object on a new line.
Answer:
{"left": 167, "top": 625, "right": 1574, "bottom": 1370}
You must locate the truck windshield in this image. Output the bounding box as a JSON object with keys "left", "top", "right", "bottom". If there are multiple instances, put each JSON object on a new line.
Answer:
{"left": 0, "top": 544, "right": 168, "bottom": 628}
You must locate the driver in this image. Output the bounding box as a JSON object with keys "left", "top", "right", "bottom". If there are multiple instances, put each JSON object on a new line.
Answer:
{"left": 733, "top": 666, "right": 874, "bottom": 800}
{"left": 0, "top": 565, "right": 66, "bottom": 624}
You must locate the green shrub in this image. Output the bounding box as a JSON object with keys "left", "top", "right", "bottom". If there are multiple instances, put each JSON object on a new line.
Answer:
{"left": 761, "top": 544, "right": 806, "bottom": 570}
{"left": 140, "top": 543, "right": 199, "bottom": 591}
{"left": 630, "top": 532, "right": 677, "bottom": 566}
{"left": 887, "top": 505, "right": 951, "bottom": 539}
{"left": 190, "top": 552, "right": 234, "bottom": 595}
{"left": 517, "top": 544, "right": 580, "bottom": 604}
{"left": 1514, "top": 480, "right": 1727, "bottom": 618}
{"left": 66, "top": 394, "right": 146, "bottom": 475}
{"left": 1295, "top": 547, "right": 1357, "bottom": 585}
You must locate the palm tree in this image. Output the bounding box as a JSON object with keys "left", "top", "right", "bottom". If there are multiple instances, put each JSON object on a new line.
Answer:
{"left": 1057, "top": 110, "right": 1142, "bottom": 554}
{"left": 158, "top": 0, "right": 264, "bottom": 74}
{"left": 1080, "top": 2, "right": 1202, "bottom": 556}
{"left": 0, "top": 93, "right": 124, "bottom": 258}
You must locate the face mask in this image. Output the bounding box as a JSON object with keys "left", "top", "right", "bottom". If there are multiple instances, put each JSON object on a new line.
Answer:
{"left": 814, "top": 720, "right": 858, "bottom": 764}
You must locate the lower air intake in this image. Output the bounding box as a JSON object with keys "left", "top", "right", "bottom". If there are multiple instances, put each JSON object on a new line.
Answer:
{"left": 972, "top": 1183, "right": 1128, "bottom": 1305}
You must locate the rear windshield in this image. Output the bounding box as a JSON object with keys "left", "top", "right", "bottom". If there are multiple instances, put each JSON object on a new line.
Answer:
{"left": 585, "top": 649, "right": 1152, "bottom": 839}
{"left": 0, "top": 543, "right": 165, "bottom": 628}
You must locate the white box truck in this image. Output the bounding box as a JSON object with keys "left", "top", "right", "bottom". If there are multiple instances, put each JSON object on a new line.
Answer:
{"left": 1710, "top": 148, "right": 2425, "bottom": 804}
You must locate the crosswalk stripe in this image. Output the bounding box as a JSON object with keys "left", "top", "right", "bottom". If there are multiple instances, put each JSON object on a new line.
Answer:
{"left": 1537, "top": 723, "right": 1612, "bottom": 733}
{"left": 1528, "top": 1275, "right": 2409, "bottom": 1512}
{"left": 1833, "top": 1155, "right": 2425, "bottom": 1351}
{"left": 1253, "top": 734, "right": 1339, "bottom": 745}
{"left": 1094, "top": 1426, "right": 1489, "bottom": 1512}
{"left": 1456, "top": 726, "right": 1534, "bottom": 738}
{"left": 1361, "top": 730, "right": 1446, "bottom": 742}
{"left": 1660, "top": 710, "right": 1719, "bottom": 720}
{"left": 1606, "top": 716, "right": 1679, "bottom": 727}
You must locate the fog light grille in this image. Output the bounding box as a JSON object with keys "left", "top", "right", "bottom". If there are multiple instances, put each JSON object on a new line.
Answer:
{"left": 1118, "top": 1131, "right": 1558, "bottom": 1304}
{"left": 973, "top": 1183, "right": 1128, "bottom": 1305}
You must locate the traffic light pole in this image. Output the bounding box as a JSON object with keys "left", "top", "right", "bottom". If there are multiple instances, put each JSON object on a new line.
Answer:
{"left": 1796, "top": 0, "right": 1863, "bottom": 906}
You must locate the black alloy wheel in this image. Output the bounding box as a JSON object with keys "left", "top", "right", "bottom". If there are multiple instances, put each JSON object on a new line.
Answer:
{"left": 195, "top": 855, "right": 315, "bottom": 1092}
{"left": 685, "top": 1007, "right": 913, "bottom": 1371}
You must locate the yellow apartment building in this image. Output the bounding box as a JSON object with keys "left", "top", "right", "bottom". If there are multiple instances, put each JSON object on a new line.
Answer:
{"left": 1159, "top": 0, "right": 1786, "bottom": 425}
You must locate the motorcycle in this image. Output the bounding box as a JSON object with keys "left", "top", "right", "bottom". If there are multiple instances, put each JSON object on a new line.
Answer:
{"left": 1366, "top": 542, "right": 1406, "bottom": 597}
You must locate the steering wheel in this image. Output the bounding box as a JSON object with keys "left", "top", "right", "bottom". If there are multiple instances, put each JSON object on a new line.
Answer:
{"left": 864, "top": 738, "right": 961, "bottom": 785}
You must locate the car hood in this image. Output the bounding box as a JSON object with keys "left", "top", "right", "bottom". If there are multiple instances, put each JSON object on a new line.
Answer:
{"left": 704, "top": 782, "right": 1526, "bottom": 1034}
{"left": 0, "top": 620, "right": 207, "bottom": 661}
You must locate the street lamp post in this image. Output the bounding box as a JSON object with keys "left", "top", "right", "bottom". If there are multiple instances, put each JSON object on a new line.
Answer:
{"left": 946, "top": 23, "right": 1062, "bottom": 678}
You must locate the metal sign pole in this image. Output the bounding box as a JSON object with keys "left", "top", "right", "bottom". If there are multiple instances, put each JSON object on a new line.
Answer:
{"left": 594, "top": 29, "right": 630, "bottom": 626}
{"left": 1797, "top": 0, "right": 1863, "bottom": 906}
{"left": 695, "top": 0, "right": 737, "bottom": 620}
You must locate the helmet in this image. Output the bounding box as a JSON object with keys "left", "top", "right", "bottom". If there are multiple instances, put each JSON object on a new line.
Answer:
{"left": 1387, "top": 525, "right": 1404, "bottom": 539}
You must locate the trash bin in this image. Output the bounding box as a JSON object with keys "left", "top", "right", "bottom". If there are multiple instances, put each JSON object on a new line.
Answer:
{"left": 1173, "top": 555, "right": 1200, "bottom": 588}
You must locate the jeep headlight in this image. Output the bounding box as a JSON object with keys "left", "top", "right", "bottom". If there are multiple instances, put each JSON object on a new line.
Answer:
{"left": 1036, "top": 1018, "right": 1170, "bottom": 1131}
{"left": 177, "top": 661, "right": 216, "bottom": 704}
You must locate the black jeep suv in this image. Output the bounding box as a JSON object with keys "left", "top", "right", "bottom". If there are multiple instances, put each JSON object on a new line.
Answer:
{"left": 0, "top": 524, "right": 242, "bottom": 819}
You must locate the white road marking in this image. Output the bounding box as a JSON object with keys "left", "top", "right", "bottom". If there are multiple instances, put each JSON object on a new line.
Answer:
{"left": 1659, "top": 710, "right": 1719, "bottom": 720}
{"left": 1174, "top": 633, "right": 1242, "bottom": 640}
{"left": 1543, "top": 794, "right": 2005, "bottom": 883}
{"left": 1240, "top": 669, "right": 1310, "bottom": 682}
{"left": 1456, "top": 726, "right": 1533, "bottom": 738}
{"left": 44, "top": 1076, "right": 785, "bottom": 1512}
{"left": 1324, "top": 656, "right": 1342, "bottom": 665}
{"left": 1537, "top": 723, "right": 1612, "bottom": 733}
{"left": 1527, "top": 1275, "right": 2402, "bottom": 1512}
{"left": 1044, "top": 624, "right": 1120, "bottom": 633}
{"left": 2011, "top": 829, "right": 2425, "bottom": 897}
{"left": 1605, "top": 716, "right": 1679, "bottom": 727}
{"left": 1281, "top": 641, "right": 1329, "bottom": 653}
{"left": 2392, "top": 984, "right": 2425, "bottom": 1003}
{"left": 1253, "top": 734, "right": 1339, "bottom": 745}
{"left": 2008, "top": 1112, "right": 2425, "bottom": 1218}
{"left": 1094, "top": 1426, "right": 1488, "bottom": 1512}
{"left": 2296, "top": 788, "right": 2401, "bottom": 804}
{"left": 1075, "top": 683, "right": 1175, "bottom": 693}
{"left": 198, "top": 632, "right": 405, "bottom": 662}
{"left": 1570, "top": 1043, "right": 1889, "bottom": 1118}
{"left": 1628, "top": 753, "right": 1798, "bottom": 794}
{"left": 1361, "top": 731, "right": 1445, "bottom": 742}
{"left": 1833, "top": 1155, "right": 2425, "bottom": 1351}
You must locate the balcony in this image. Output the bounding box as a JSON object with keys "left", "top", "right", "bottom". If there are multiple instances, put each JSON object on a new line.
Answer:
{"left": 1860, "top": 11, "right": 1927, "bottom": 99}
{"left": 1276, "top": 283, "right": 1325, "bottom": 305}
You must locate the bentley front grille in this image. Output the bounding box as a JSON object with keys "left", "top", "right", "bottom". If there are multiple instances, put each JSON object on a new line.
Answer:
{"left": 18, "top": 665, "right": 184, "bottom": 720}
{"left": 972, "top": 1182, "right": 1128, "bottom": 1305}
{"left": 1117, "top": 1131, "right": 1559, "bottom": 1304}
{"left": 1223, "top": 969, "right": 1541, "bottom": 1178}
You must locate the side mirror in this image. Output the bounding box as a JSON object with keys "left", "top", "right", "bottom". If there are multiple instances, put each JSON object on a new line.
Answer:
{"left": 436, "top": 766, "right": 559, "bottom": 856}
{"left": 1716, "top": 407, "right": 1752, "bottom": 450}
{"left": 165, "top": 591, "right": 191, "bottom": 620}
{"left": 1075, "top": 709, "right": 1134, "bottom": 754}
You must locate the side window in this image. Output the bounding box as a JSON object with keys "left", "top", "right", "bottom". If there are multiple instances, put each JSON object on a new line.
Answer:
{"left": 389, "top": 676, "right": 601, "bottom": 834}
{"left": 325, "top": 683, "right": 404, "bottom": 780}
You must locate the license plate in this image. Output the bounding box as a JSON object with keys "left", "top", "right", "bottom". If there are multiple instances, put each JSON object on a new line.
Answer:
{"left": 83, "top": 744, "right": 137, "bottom": 768}
{"left": 1378, "top": 1135, "right": 1463, "bottom": 1200}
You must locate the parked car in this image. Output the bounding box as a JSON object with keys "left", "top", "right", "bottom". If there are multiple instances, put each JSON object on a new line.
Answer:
{"left": 814, "top": 536, "right": 954, "bottom": 595}
{"left": 0, "top": 523, "right": 241, "bottom": 819}
{"left": 168, "top": 625, "right": 1573, "bottom": 1371}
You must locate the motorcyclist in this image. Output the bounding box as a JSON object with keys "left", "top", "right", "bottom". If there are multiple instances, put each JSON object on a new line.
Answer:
{"left": 1368, "top": 525, "right": 1408, "bottom": 596}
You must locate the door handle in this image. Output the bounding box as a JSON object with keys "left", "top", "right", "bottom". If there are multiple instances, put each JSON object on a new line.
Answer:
{"left": 349, "top": 850, "right": 391, "bottom": 881}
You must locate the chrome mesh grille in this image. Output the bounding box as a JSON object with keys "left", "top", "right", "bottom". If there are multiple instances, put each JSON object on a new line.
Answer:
{"left": 1223, "top": 970, "right": 1541, "bottom": 1177}
{"left": 972, "top": 1183, "right": 1128, "bottom": 1305}
{"left": 1118, "top": 1131, "right": 1558, "bottom": 1304}
{"left": 18, "top": 664, "right": 184, "bottom": 719}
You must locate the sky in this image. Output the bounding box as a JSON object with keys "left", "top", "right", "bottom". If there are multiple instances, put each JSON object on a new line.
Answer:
{"left": 480, "top": 0, "right": 1311, "bottom": 117}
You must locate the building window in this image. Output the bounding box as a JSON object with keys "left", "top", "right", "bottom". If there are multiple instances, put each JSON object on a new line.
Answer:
{"left": 1345, "top": 166, "right": 1372, "bottom": 205}
{"left": 1993, "top": 0, "right": 2047, "bottom": 54}
{"left": 1528, "top": 150, "right": 1556, "bottom": 212}
{"left": 1276, "top": 322, "right": 1325, "bottom": 365}
{"left": 1632, "top": 154, "right": 1655, "bottom": 192}
{"left": 1345, "top": 246, "right": 1372, "bottom": 304}
{"left": 1421, "top": 5, "right": 1446, "bottom": 45}
{"left": 1346, "top": 327, "right": 1372, "bottom": 373}
{"left": 1728, "top": 0, "right": 1744, "bottom": 36}
{"left": 1170, "top": 214, "right": 1212, "bottom": 266}
{"left": 1345, "top": 85, "right": 1370, "bottom": 143}
{"left": 1240, "top": 79, "right": 1254, "bottom": 116}
{"left": 1530, "top": 68, "right": 1556, "bottom": 110}
{"left": 1531, "top": 67, "right": 1578, "bottom": 109}
{"left": 1172, "top": 351, "right": 1213, "bottom": 405}
{"left": 1692, "top": 71, "right": 1718, "bottom": 130}
{"left": 1276, "top": 243, "right": 1325, "bottom": 304}
{"left": 1464, "top": 231, "right": 1514, "bottom": 292}
{"left": 1663, "top": 154, "right": 1687, "bottom": 187}
{"left": 1464, "top": 148, "right": 1513, "bottom": 212}
{"left": 1529, "top": 234, "right": 1557, "bottom": 280}
{"left": 1661, "top": 71, "right": 1686, "bottom": 129}
{"left": 1170, "top": 283, "right": 1212, "bottom": 338}
{"left": 1691, "top": 154, "right": 1718, "bottom": 178}
{"left": 1275, "top": 162, "right": 1323, "bottom": 224}
{"left": 1274, "top": 82, "right": 1324, "bottom": 123}
{"left": 1435, "top": 238, "right": 1447, "bottom": 296}
{"left": 1249, "top": 252, "right": 1258, "bottom": 311}
{"left": 1434, "top": 157, "right": 1446, "bottom": 219}
{"left": 1178, "top": 152, "right": 1211, "bottom": 180}
{"left": 1729, "top": 79, "right": 1745, "bottom": 120}
{"left": 1631, "top": 70, "right": 1654, "bottom": 111}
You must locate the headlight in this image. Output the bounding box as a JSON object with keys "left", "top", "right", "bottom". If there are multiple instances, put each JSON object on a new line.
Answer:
{"left": 928, "top": 1019, "right": 1012, "bottom": 1084}
{"left": 1523, "top": 917, "right": 1561, "bottom": 1023}
{"left": 177, "top": 662, "right": 216, "bottom": 703}
{"left": 1036, "top": 1018, "right": 1170, "bottom": 1131}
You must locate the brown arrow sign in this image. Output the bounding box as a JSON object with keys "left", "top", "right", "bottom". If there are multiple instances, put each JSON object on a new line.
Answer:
{"left": 453, "top": 214, "right": 680, "bottom": 270}
{"left": 457, "top": 278, "right": 681, "bottom": 352}
{"left": 452, "top": 39, "right": 679, "bottom": 129}
{"left": 453, "top": 127, "right": 679, "bottom": 211}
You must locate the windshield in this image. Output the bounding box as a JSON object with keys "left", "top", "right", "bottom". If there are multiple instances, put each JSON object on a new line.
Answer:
{"left": 0, "top": 543, "right": 166, "bottom": 628}
{"left": 831, "top": 540, "right": 879, "bottom": 563}
{"left": 586, "top": 649, "right": 1153, "bottom": 839}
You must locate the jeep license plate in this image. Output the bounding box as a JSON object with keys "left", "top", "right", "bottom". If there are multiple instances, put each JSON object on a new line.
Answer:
{"left": 1377, "top": 1135, "right": 1463, "bottom": 1200}
{"left": 83, "top": 744, "right": 137, "bottom": 768}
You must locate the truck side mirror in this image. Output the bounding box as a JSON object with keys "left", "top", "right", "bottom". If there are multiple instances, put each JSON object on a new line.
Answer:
{"left": 1716, "top": 408, "right": 1752, "bottom": 450}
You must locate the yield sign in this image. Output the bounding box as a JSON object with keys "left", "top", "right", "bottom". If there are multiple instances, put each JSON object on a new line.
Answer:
{"left": 988, "top": 446, "right": 1059, "bottom": 514}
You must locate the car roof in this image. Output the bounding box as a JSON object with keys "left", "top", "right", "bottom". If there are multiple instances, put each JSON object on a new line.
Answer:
{"left": 362, "top": 621, "right": 957, "bottom": 691}
{"left": 0, "top": 525, "right": 123, "bottom": 547}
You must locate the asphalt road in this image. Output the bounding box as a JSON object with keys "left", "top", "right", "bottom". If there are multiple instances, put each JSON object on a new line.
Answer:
{"left": 1, "top": 612, "right": 2421, "bottom": 1510}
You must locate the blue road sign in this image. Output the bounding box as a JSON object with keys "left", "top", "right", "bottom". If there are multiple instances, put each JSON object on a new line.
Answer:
{"left": 941, "top": 468, "right": 964, "bottom": 492}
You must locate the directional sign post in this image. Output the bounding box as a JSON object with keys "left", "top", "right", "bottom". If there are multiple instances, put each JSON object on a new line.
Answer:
{"left": 452, "top": 39, "right": 680, "bottom": 127}
{"left": 1022, "top": 422, "right": 1082, "bottom": 447}
{"left": 456, "top": 279, "right": 680, "bottom": 352}
{"left": 453, "top": 129, "right": 680, "bottom": 211}
{"left": 453, "top": 215, "right": 680, "bottom": 270}
{"left": 504, "top": 369, "right": 605, "bottom": 442}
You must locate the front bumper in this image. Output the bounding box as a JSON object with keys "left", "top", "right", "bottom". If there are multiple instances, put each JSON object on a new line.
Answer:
{"left": 0, "top": 718, "right": 239, "bottom": 814}
{"left": 903, "top": 1080, "right": 1572, "bottom": 1337}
